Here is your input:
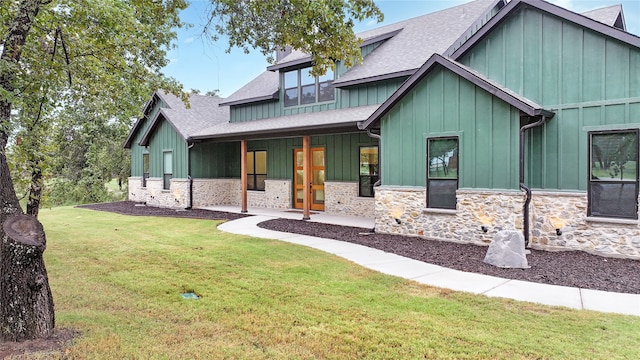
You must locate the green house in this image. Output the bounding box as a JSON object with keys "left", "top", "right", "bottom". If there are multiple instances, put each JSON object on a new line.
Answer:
{"left": 361, "top": 0, "right": 640, "bottom": 259}
{"left": 125, "top": 0, "right": 640, "bottom": 259}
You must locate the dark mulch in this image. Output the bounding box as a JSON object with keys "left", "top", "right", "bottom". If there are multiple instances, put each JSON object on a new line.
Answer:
{"left": 77, "top": 201, "right": 249, "bottom": 221}
{"left": 260, "top": 219, "right": 640, "bottom": 294}
{"left": 79, "top": 201, "right": 640, "bottom": 294}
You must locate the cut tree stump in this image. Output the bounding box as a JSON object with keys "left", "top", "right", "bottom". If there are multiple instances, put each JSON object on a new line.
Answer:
{"left": 0, "top": 214, "right": 55, "bottom": 342}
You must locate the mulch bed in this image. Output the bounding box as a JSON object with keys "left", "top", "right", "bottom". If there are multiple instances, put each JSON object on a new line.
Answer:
{"left": 79, "top": 201, "right": 640, "bottom": 295}
{"left": 260, "top": 219, "right": 640, "bottom": 294}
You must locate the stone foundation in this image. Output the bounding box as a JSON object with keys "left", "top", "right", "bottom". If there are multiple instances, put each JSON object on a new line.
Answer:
{"left": 375, "top": 186, "right": 640, "bottom": 259}
{"left": 129, "top": 178, "right": 292, "bottom": 209}
{"left": 247, "top": 180, "right": 291, "bottom": 209}
{"left": 191, "top": 179, "right": 241, "bottom": 207}
{"left": 529, "top": 191, "right": 640, "bottom": 259}
{"left": 127, "top": 177, "right": 189, "bottom": 208}
{"left": 324, "top": 182, "right": 375, "bottom": 218}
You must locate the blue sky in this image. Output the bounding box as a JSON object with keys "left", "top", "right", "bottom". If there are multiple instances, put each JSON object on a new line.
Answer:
{"left": 164, "top": 0, "right": 640, "bottom": 97}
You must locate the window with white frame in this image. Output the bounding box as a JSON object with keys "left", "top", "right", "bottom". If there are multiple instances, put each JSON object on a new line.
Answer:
{"left": 427, "top": 137, "right": 459, "bottom": 209}
{"left": 283, "top": 67, "right": 334, "bottom": 107}
{"left": 163, "top": 151, "right": 172, "bottom": 190}
{"left": 588, "top": 130, "right": 639, "bottom": 219}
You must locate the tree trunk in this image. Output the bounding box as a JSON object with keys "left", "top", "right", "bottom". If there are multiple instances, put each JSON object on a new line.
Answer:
{"left": 0, "top": 215, "right": 54, "bottom": 341}
{"left": 26, "top": 161, "right": 42, "bottom": 217}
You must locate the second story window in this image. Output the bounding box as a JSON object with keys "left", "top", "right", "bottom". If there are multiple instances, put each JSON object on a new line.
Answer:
{"left": 284, "top": 67, "right": 334, "bottom": 107}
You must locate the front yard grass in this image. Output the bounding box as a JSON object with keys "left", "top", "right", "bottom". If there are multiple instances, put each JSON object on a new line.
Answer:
{"left": 40, "top": 207, "right": 639, "bottom": 359}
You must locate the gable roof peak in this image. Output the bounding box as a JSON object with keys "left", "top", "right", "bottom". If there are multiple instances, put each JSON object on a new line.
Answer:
{"left": 448, "top": 0, "right": 639, "bottom": 60}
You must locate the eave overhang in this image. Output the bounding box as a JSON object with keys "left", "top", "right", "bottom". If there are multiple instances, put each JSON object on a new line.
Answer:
{"left": 190, "top": 104, "right": 379, "bottom": 143}
{"left": 266, "top": 29, "right": 403, "bottom": 74}
{"left": 333, "top": 69, "right": 415, "bottom": 88}
{"left": 189, "top": 122, "right": 361, "bottom": 143}
{"left": 445, "top": 0, "right": 640, "bottom": 59}
{"left": 267, "top": 57, "right": 312, "bottom": 72}
{"left": 138, "top": 108, "right": 187, "bottom": 147}
{"left": 219, "top": 91, "right": 279, "bottom": 107}
{"left": 123, "top": 92, "right": 161, "bottom": 149}
{"left": 359, "top": 53, "right": 554, "bottom": 130}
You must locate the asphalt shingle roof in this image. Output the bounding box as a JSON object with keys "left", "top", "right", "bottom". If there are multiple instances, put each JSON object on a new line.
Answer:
{"left": 219, "top": 71, "right": 279, "bottom": 106}
{"left": 138, "top": 91, "right": 229, "bottom": 146}
{"left": 191, "top": 104, "right": 380, "bottom": 141}
{"left": 224, "top": 0, "right": 502, "bottom": 105}
{"left": 333, "top": 0, "right": 501, "bottom": 86}
{"left": 581, "top": 4, "right": 624, "bottom": 28}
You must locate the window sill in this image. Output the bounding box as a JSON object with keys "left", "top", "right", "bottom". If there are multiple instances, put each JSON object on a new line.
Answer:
{"left": 161, "top": 189, "right": 170, "bottom": 193}
{"left": 423, "top": 208, "right": 456, "bottom": 215}
{"left": 585, "top": 217, "right": 638, "bottom": 225}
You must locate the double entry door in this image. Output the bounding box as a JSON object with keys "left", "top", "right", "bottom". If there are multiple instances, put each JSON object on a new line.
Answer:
{"left": 293, "top": 148, "right": 325, "bottom": 211}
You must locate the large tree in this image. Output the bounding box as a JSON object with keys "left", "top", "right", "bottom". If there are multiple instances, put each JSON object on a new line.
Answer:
{"left": 205, "top": 0, "right": 383, "bottom": 76}
{"left": 0, "top": 0, "right": 382, "bottom": 342}
{"left": 0, "top": 0, "right": 187, "bottom": 341}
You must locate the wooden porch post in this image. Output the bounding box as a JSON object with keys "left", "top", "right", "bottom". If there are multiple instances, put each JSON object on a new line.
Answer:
{"left": 302, "top": 135, "right": 311, "bottom": 220}
{"left": 240, "top": 139, "right": 248, "bottom": 213}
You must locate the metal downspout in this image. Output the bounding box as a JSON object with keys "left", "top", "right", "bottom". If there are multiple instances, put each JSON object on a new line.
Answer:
{"left": 519, "top": 115, "right": 548, "bottom": 247}
{"left": 186, "top": 142, "right": 194, "bottom": 210}
{"left": 367, "top": 129, "right": 382, "bottom": 187}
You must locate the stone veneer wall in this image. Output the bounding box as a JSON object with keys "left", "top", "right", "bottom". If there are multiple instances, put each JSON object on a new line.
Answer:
{"left": 247, "top": 180, "right": 291, "bottom": 209}
{"left": 324, "top": 182, "right": 375, "bottom": 218}
{"left": 529, "top": 191, "right": 640, "bottom": 259}
{"left": 191, "top": 179, "right": 241, "bottom": 207}
{"left": 127, "top": 177, "right": 189, "bottom": 208}
{"left": 375, "top": 186, "right": 640, "bottom": 259}
{"left": 130, "top": 177, "right": 292, "bottom": 209}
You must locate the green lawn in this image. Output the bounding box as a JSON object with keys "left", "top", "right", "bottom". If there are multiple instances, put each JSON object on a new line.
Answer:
{"left": 38, "top": 207, "right": 639, "bottom": 359}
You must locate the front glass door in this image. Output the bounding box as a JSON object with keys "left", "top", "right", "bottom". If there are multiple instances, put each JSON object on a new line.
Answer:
{"left": 294, "top": 148, "right": 325, "bottom": 211}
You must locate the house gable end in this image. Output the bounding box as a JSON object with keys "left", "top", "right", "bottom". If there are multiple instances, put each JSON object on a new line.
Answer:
{"left": 448, "top": 0, "right": 639, "bottom": 61}
{"left": 452, "top": 0, "right": 640, "bottom": 107}
{"left": 360, "top": 54, "right": 551, "bottom": 130}
{"left": 123, "top": 93, "right": 166, "bottom": 149}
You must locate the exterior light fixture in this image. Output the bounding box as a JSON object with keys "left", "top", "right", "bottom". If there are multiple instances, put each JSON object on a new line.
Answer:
{"left": 549, "top": 216, "right": 565, "bottom": 237}
{"left": 474, "top": 208, "right": 494, "bottom": 234}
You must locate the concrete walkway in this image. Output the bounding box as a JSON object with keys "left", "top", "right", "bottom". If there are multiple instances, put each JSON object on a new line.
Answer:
{"left": 209, "top": 206, "right": 640, "bottom": 317}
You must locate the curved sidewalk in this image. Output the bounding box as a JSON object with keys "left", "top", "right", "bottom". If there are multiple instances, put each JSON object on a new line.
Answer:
{"left": 217, "top": 214, "right": 640, "bottom": 317}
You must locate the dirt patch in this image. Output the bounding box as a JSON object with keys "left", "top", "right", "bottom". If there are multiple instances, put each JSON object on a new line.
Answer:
{"left": 0, "top": 328, "right": 78, "bottom": 359}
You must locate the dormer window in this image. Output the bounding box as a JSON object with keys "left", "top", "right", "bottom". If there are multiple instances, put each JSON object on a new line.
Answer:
{"left": 284, "top": 67, "right": 334, "bottom": 107}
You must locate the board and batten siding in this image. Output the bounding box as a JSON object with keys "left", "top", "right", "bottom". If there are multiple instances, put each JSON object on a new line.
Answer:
{"left": 245, "top": 133, "right": 377, "bottom": 182}
{"left": 130, "top": 98, "right": 166, "bottom": 177}
{"left": 191, "top": 142, "right": 241, "bottom": 178}
{"left": 458, "top": 6, "right": 640, "bottom": 191}
{"left": 380, "top": 66, "right": 521, "bottom": 190}
{"left": 146, "top": 119, "right": 188, "bottom": 179}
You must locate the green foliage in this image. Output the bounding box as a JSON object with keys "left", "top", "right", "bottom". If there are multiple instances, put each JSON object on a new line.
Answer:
{"left": 39, "top": 207, "right": 640, "bottom": 359}
{"left": 1, "top": 0, "right": 189, "bottom": 212}
{"left": 205, "top": 0, "right": 384, "bottom": 76}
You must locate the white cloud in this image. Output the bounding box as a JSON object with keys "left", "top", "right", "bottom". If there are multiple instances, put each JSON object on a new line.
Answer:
{"left": 184, "top": 37, "right": 195, "bottom": 44}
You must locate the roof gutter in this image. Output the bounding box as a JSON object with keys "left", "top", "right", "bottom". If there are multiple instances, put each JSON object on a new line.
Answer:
{"left": 519, "top": 114, "right": 549, "bottom": 247}
{"left": 186, "top": 141, "right": 195, "bottom": 210}
{"left": 366, "top": 129, "right": 382, "bottom": 187}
